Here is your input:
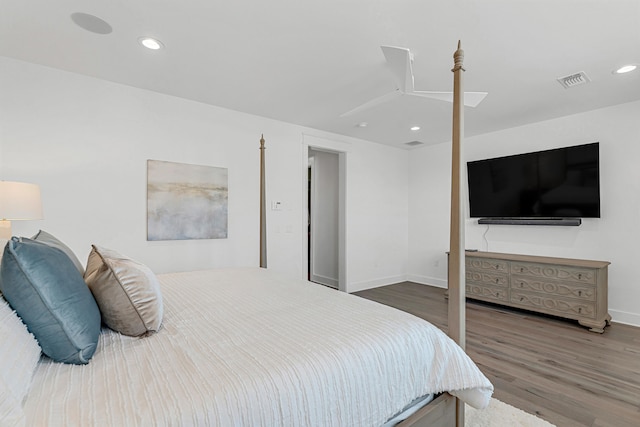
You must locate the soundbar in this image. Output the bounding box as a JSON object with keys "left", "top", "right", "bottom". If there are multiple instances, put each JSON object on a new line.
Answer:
{"left": 477, "top": 217, "right": 582, "bottom": 226}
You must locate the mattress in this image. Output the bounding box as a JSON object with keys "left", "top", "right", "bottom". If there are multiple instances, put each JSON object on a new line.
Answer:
{"left": 23, "top": 267, "right": 492, "bottom": 426}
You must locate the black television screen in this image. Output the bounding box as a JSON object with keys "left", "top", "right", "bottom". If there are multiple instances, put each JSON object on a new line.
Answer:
{"left": 467, "top": 142, "right": 600, "bottom": 218}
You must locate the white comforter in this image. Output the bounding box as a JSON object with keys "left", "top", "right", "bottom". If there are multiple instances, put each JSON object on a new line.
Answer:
{"left": 24, "top": 268, "right": 492, "bottom": 426}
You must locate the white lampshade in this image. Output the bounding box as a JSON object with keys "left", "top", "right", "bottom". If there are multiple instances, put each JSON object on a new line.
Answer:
{"left": 0, "top": 181, "right": 43, "bottom": 239}
{"left": 0, "top": 181, "right": 43, "bottom": 220}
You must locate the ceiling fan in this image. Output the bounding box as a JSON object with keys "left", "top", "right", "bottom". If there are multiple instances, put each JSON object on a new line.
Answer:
{"left": 340, "top": 45, "right": 488, "bottom": 117}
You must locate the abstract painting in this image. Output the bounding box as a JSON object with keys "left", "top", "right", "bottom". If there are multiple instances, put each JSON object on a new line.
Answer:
{"left": 147, "top": 160, "right": 228, "bottom": 240}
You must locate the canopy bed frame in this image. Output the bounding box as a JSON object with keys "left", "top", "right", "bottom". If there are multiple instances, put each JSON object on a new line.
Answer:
{"left": 259, "top": 42, "right": 470, "bottom": 427}
{"left": 0, "top": 42, "right": 482, "bottom": 427}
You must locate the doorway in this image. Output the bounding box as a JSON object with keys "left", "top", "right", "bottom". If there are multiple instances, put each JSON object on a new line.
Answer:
{"left": 307, "top": 147, "right": 345, "bottom": 290}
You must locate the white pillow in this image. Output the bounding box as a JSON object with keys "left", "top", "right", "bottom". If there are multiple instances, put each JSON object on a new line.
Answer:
{"left": 0, "top": 296, "right": 41, "bottom": 414}
{"left": 0, "top": 379, "right": 26, "bottom": 427}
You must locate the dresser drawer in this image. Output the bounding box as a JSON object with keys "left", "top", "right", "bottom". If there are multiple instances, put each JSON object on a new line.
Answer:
{"left": 510, "top": 262, "right": 596, "bottom": 285}
{"left": 510, "top": 290, "right": 596, "bottom": 319}
{"left": 466, "top": 257, "right": 508, "bottom": 274}
{"left": 467, "top": 270, "right": 508, "bottom": 287}
{"left": 510, "top": 275, "right": 595, "bottom": 301}
{"left": 457, "top": 251, "right": 609, "bottom": 332}
{"left": 466, "top": 284, "right": 508, "bottom": 302}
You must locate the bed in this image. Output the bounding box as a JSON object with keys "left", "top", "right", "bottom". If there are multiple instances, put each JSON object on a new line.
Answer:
{"left": 0, "top": 42, "right": 488, "bottom": 426}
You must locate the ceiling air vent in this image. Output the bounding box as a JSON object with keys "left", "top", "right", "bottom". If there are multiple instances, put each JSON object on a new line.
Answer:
{"left": 404, "top": 140, "right": 424, "bottom": 147}
{"left": 557, "top": 71, "right": 591, "bottom": 89}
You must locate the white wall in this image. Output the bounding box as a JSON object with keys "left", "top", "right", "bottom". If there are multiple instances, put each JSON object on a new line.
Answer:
{"left": 407, "top": 141, "right": 454, "bottom": 288}
{"left": 0, "top": 56, "right": 409, "bottom": 293}
{"left": 408, "top": 100, "right": 640, "bottom": 326}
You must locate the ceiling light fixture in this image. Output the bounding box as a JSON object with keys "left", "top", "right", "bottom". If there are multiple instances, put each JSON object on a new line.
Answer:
{"left": 410, "top": 126, "right": 421, "bottom": 131}
{"left": 139, "top": 37, "right": 164, "bottom": 50}
{"left": 614, "top": 64, "right": 637, "bottom": 74}
{"left": 356, "top": 122, "right": 368, "bottom": 128}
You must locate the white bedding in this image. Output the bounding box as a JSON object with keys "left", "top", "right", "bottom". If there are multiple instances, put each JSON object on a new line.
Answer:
{"left": 24, "top": 267, "right": 492, "bottom": 426}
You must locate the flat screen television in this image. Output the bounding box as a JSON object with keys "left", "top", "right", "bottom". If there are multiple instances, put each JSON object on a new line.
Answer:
{"left": 467, "top": 142, "right": 600, "bottom": 219}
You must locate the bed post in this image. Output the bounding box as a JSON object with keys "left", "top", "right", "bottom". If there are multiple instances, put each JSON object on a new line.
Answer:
{"left": 260, "top": 135, "right": 267, "bottom": 268}
{"left": 448, "top": 40, "right": 467, "bottom": 427}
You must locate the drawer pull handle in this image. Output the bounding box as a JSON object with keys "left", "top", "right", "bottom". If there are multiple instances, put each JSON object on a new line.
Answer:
{"left": 578, "top": 273, "right": 582, "bottom": 279}
{"left": 578, "top": 290, "right": 582, "bottom": 296}
{"left": 520, "top": 297, "right": 524, "bottom": 301}
{"left": 495, "top": 278, "right": 499, "bottom": 283}
{"left": 578, "top": 307, "right": 582, "bottom": 313}
{"left": 520, "top": 267, "right": 524, "bottom": 272}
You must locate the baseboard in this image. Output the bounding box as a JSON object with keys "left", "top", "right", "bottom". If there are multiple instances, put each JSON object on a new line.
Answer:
{"left": 406, "top": 274, "right": 447, "bottom": 289}
{"left": 609, "top": 309, "right": 640, "bottom": 328}
{"left": 309, "top": 273, "right": 338, "bottom": 288}
{"left": 347, "top": 275, "right": 407, "bottom": 293}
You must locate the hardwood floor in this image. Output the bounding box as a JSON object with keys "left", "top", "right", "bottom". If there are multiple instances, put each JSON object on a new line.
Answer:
{"left": 355, "top": 282, "right": 640, "bottom": 427}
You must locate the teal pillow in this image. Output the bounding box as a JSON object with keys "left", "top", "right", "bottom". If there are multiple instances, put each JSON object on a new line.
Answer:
{"left": 32, "top": 230, "right": 85, "bottom": 275}
{"left": 0, "top": 237, "right": 101, "bottom": 364}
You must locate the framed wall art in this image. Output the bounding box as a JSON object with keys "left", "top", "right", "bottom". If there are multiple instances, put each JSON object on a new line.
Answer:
{"left": 147, "top": 159, "right": 228, "bottom": 241}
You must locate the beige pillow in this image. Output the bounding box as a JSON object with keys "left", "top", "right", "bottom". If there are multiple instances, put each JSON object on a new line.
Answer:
{"left": 84, "top": 245, "right": 163, "bottom": 337}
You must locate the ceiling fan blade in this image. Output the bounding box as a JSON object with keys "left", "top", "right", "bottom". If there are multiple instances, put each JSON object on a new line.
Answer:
{"left": 340, "top": 90, "right": 402, "bottom": 117}
{"left": 410, "top": 90, "right": 488, "bottom": 107}
{"left": 380, "top": 46, "right": 414, "bottom": 93}
{"left": 461, "top": 92, "right": 489, "bottom": 107}
{"left": 342, "top": 45, "right": 488, "bottom": 117}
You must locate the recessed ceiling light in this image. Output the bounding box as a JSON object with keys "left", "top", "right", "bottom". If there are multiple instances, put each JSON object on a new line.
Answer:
{"left": 614, "top": 64, "right": 637, "bottom": 74}
{"left": 410, "top": 126, "right": 421, "bottom": 131}
{"left": 139, "top": 37, "right": 164, "bottom": 50}
{"left": 356, "top": 122, "right": 368, "bottom": 128}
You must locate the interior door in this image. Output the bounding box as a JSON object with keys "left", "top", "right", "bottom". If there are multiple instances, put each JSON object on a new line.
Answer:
{"left": 308, "top": 149, "right": 339, "bottom": 288}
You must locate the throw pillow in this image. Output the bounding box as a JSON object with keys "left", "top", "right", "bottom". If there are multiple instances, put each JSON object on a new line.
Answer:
{"left": 0, "top": 296, "right": 41, "bottom": 412}
{"left": 84, "top": 245, "right": 163, "bottom": 337}
{"left": 0, "top": 381, "right": 26, "bottom": 427}
{"left": 0, "top": 238, "right": 101, "bottom": 364}
{"left": 32, "top": 230, "right": 85, "bottom": 275}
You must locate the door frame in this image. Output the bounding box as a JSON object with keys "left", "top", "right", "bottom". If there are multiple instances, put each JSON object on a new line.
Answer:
{"left": 302, "top": 135, "right": 347, "bottom": 291}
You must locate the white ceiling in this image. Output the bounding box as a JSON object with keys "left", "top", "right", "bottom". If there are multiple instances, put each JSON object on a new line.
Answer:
{"left": 1, "top": 0, "right": 639, "bottom": 149}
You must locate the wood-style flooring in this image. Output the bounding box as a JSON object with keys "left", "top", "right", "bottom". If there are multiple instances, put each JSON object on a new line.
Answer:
{"left": 355, "top": 282, "right": 640, "bottom": 427}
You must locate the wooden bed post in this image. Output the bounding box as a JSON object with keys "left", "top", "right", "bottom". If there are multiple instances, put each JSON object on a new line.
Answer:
{"left": 260, "top": 135, "right": 267, "bottom": 268}
{"left": 448, "top": 41, "right": 467, "bottom": 427}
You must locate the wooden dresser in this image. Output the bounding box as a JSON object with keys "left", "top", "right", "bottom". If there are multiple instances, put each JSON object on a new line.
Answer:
{"left": 463, "top": 251, "right": 611, "bottom": 333}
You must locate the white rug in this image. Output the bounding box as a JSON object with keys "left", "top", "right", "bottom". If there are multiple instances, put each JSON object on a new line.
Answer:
{"left": 466, "top": 398, "right": 556, "bottom": 427}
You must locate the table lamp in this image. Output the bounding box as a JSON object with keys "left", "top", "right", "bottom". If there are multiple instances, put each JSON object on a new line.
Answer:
{"left": 0, "top": 181, "right": 43, "bottom": 239}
